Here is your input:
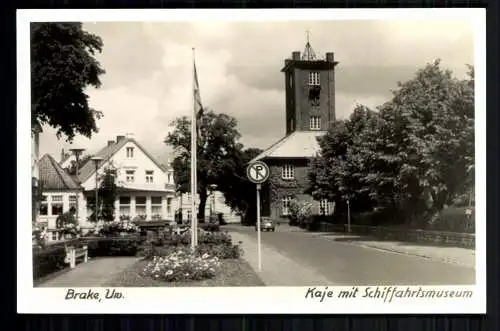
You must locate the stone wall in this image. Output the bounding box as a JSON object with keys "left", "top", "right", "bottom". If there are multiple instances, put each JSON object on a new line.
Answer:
{"left": 316, "top": 223, "right": 475, "bottom": 249}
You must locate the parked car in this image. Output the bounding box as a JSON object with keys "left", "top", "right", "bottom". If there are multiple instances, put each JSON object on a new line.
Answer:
{"left": 255, "top": 217, "right": 277, "bottom": 232}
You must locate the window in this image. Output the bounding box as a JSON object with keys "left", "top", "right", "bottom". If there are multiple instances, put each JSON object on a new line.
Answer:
{"left": 39, "top": 195, "right": 48, "bottom": 215}
{"left": 289, "top": 74, "right": 293, "bottom": 88}
{"left": 125, "top": 170, "right": 135, "bottom": 183}
{"left": 282, "top": 165, "right": 295, "bottom": 180}
{"left": 308, "top": 72, "right": 320, "bottom": 86}
{"left": 151, "top": 196, "right": 162, "bottom": 219}
{"left": 69, "top": 195, "right": 77, "bottom": 211}
{"left": 319, "top": 199, "right": 330, "bottom": 215}
{"left": 282, "top": 197, "right": 293, "bottom": 216}
{"left": 119, "top": 196, "right": 131, "bottom": 216}
{"left": 135, "top": 196, "right": 146, "bottom": 216}
{"left": 51, "top": 231, "right": 59, "bottom": 241}
{"left": 310, "top": 116, "right": 321, "bottom": 130}
{"left": 186, "top": 209, "right": 192, "bottom": 221}
{"left": 126, "top": 147, "right": 134, "bottom": 158}
{"left": 167, "top": 198, "right": 172, "bottom": 214}
{"left": 51, "top": 195, "right": 64, "bottom": 216}
{"left": 145, "top": 170, "right": 154, "bottom": 183}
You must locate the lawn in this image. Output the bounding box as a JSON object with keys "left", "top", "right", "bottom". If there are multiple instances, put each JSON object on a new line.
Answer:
{"left": 103, "top": 258, "right": 265, "bottom": 287}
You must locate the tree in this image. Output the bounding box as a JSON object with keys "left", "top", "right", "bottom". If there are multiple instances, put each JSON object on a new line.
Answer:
{"left": 164, "top": 110, "right": 242, "bottom": 221}
{"left": 218, "top": 147, "right": 263, "bottom": 223}
{"left": 308, "top": 60, "right": 474, "bottom": 228}
{"left": 87, "top": 164, "right": 118, "bottom": 222}
{"left": 31, "top": 22, "right": 106, "bottom": 141}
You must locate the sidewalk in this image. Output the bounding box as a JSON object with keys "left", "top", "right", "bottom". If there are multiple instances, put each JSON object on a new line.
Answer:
{"left": 230, "top": 232, "right": 332, "bottom": 286}
{"left": 37, "top": 257, "right": 141, "bottom": 287}
{"left": 314, "top": 232, "right": 476, "bottom": 269}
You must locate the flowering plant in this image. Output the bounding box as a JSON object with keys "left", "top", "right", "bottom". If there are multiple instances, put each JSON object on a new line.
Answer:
{"left": 119, "top": 215, "right": 131, "bottom": 221}
{"left": 32, "top": 225, "right": 48, "bottom": 247}
{"left": 99, "top": 220, "right": 139, "bottom": 235}
{"left": 60, "top": 222, "right": 81, "bottom": 235}
{"left": 142, "top": 248, "right": 221, "bottom": 282}
{"left": 151, "top": 214, "right": 162, "bottom": 221}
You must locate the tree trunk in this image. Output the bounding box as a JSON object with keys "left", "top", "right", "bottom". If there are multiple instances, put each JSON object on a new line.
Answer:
{"left": 198, "top": 190, "right": 208, "bottom": 222}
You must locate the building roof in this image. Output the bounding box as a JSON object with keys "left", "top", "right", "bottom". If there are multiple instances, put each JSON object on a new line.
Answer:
{"left": 77, "top": 138, "right": 169, "bottom": 183}
{"left": 39, "top": 154, "right": 81, "bottom": 191}
{"left": 250, "top": 130, "right": 327, "bottom": 162}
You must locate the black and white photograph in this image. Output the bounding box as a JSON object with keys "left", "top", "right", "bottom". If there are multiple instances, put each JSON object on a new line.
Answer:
{"left": 18, "top": 9, "right": 485, "bottom": 314}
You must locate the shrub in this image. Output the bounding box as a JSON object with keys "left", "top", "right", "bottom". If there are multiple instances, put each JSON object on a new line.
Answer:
{"left": 139, "top": 231, "right": 242, "bottom": 260}
{"left": 141, "top": 248, "right": 221, "bottom": 282}
{"left": 32, "top": 239, "right": 79, "bottom": 280}
{"left": 82, "top": 236, "right": 140, "bottom": 257}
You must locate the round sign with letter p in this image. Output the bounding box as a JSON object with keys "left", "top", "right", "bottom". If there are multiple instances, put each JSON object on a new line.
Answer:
{"left": 247, "top": 161, "right": 270, "bottom": 184}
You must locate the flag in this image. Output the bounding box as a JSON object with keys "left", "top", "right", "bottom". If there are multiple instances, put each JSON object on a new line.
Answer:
{"left": 193, "top": 60, "right": 204, "bottom": 140}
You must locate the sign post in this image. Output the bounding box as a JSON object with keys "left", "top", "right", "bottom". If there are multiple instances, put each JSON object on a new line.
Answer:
{"left": 246, "top": 160, "right": 270, "bottom": 272}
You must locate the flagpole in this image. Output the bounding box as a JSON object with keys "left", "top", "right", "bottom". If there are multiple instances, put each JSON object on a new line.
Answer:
{"left": 191, "top": 47, "right": 198, "bottom": 249}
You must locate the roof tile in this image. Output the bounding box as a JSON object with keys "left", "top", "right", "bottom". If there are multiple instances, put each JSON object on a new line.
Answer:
{"left": 39, "top": 154, "right": 80, "bottom": 190}
{"left": 250, "top": 131, "right": 326, "bottom": 162}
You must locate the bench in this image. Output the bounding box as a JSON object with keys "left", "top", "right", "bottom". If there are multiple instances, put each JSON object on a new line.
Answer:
{"left": 65, "top": 245, "right": 88, "bottom": 269}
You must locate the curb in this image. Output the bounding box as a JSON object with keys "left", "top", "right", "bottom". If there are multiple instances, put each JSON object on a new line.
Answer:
{"left": 315, "top": 234, "right": 475, "bottom": 268}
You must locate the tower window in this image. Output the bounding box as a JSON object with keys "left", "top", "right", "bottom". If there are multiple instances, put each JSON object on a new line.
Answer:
{"left": 310, "top": 116, "right": 321, "bottom": 130}
{"left": 282, "top": 165, "right": 295, "bottom": 180}
{"left": 289, "top": 74, "right": 293, "bottom": 88}
{"left": 308, "top": 72, "right": 320, "bottom": 86}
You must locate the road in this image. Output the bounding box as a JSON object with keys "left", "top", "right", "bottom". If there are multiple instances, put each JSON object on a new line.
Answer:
{"left": 224, "top": 225, "right": 475, "bottom": 285}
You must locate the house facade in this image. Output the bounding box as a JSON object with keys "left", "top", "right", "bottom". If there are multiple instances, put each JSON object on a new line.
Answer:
{"left": 37, "top": 154, "right": 84, "bottom": 241}
{"left": 251, "top": 42, "right": 337, "bottom": 221}
{"left": 77, "top": 135, "right": 176, "bottom": 223}
{"left": 176, "top": 191, "right": 240, "bottom": 223}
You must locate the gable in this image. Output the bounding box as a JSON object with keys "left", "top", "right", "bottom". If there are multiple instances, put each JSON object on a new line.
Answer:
{"left": 79, "top": 139, "right": 168, "bottom": 190}
{"left": 250, "top": 131, "right": 326, "bottom": 162}
{"left": 39, "top": 154, "right": 80, "bottom": 191}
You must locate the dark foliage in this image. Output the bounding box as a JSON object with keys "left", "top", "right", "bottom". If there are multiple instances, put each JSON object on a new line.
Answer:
{"left": 31, "top": 22, "right": 105, "bottom": 141}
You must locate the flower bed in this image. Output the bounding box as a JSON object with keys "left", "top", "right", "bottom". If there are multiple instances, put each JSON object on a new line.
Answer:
{"left": 139, "top": 230, "right": 242, "bottom": 260}
{"left": 141, "top": 248, "right": 221, "bottom": 282}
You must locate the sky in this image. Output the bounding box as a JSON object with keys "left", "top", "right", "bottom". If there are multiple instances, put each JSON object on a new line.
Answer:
{"left": 38, "top": 19, "right": 474, "bottom": 165}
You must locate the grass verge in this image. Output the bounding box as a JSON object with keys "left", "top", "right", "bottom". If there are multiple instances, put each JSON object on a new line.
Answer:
{"left": 103, "top": 258, "right": 265, "bottom": 287}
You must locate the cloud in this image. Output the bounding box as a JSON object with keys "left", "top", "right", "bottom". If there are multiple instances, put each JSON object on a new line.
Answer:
{"left": 38, "top": 19, "right": 474, "bottom": 163}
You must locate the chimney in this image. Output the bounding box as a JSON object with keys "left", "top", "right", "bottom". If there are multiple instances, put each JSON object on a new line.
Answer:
{"left": 107, "top": 140, "right": 115, "bottom": 147}
{"left": 326, "top": 52, "right": 334, "bottom": 62}
{"left": 60, "top": 149, "right": 65, "bottom": 162}
{"left": 116, "top": 135, "right": 125, "bottom": 143}
{"left": 292, "top": 51, "right": 301, "bottom": 60}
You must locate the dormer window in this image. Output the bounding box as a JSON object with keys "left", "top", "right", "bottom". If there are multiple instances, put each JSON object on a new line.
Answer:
{"left": 126, "top": 147, "right": 134, "bottom": 158}
{"left": 145, "top": 170, "right": 154, "bottom": 183}
{"left": 308, "top": 72, "right": 320, "bottom": 86}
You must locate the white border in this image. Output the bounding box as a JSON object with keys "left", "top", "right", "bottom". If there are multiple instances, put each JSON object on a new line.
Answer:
{"left": 17, "top": 9, "right": 486, "bottom": 314}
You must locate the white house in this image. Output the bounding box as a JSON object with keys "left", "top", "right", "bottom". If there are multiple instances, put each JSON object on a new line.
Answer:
{"left": 77, "top": 135, "right": 176, "bottom": 223}
{"left": 176, "top": 191, "right": 240, "bottom": 224}
{"left": 37, "top": 153, "right": 84, "bottom": 241}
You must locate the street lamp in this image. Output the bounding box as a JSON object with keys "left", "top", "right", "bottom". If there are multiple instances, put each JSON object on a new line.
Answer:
{"left": 90, "top": 156, "right": 103, "bottom": 223}
{"left": 209, "top": 184, "right": 217, "bottom": 219}
{"left": 69, "top": 148, "right": 85, "bottom": 223}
